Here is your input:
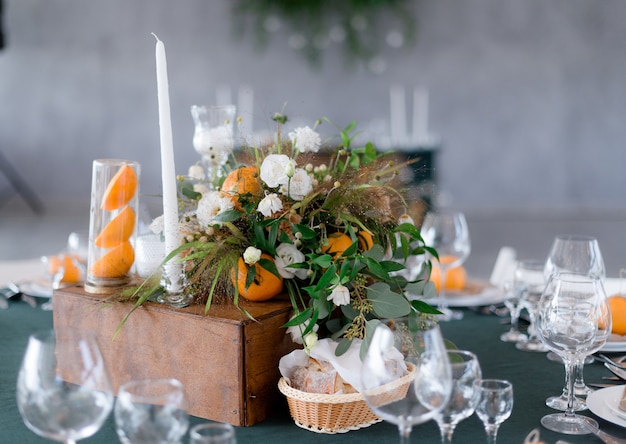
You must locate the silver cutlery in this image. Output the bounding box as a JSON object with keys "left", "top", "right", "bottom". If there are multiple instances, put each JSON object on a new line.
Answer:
{"left": 583, "top": 417, "right": 626, "bottom": 444}
{"left": 597, "top": 354, "right": 626, "bottom": 370}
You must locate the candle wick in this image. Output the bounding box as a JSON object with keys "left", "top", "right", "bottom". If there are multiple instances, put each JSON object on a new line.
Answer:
{"left": 151, "top": 32, "right": 159, "bottom": 42}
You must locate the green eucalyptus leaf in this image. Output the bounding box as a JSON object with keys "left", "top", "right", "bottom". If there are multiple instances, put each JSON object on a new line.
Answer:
{"left": 335, "top": 338, "right": 352, "bottom": 356}
{"left": 410, "top": 299, "right": 441, "bottom": 315}
{"left": 213, "top": 209, "right": 242, "bottom": 223}
{"left": 367, "top": 282, "right": 411, "bottom": 318}
{"left": 363, "top": 244, "right": 385, "bottom": 262}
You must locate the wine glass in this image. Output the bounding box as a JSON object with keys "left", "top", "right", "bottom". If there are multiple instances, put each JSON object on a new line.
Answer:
{"left": 420, "top": 210, "right": 471, "bottom": 321}
{"left": 189, "top": 422, "right": 237, "bottom": 444}
{"left": 536, "top": 273, "right": 611, "bottom": 435}
{"left": 360, "top": 318, "right": 452, "bottom": 444}
{"left": 499, "top": 281, "right": 527, "bottom": 343}
{"left": 434, "top": 350, "right": 482, "bottom": 444}
{"left": 16, "top": 328, "right": 114, "bottom": 444}
{"left": 114, "top": 378, "right": 189, "bottom": 444}
{"left": 474, "top": 379, "right": 514, "bottom": 444}
{"left": 514, "top": 260, "right": 549, "bottom": 352}
{"left": 544, "top": 235, "right": 606, "bottom": 410}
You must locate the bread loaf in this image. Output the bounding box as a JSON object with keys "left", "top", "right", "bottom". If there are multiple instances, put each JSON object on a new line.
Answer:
{"left": 290, "top": 357, "right": 357, "bottom": 394}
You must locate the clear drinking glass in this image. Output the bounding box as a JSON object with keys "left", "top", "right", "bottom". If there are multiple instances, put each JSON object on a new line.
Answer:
{"left": 189, "top": 422, "right": 237, "bottom": 444}
{"left": 536, "top": 273, "right": 611, "bottom": 435}
{"left": 16, "top": 328, "right": 114, "bottom": 444}
{"left": 435, "top": 350, "right": 482, "bottom": 444}
{"left": 114, "top": 378, "right": 189, "bottom": 444}
{"left": 360, "top": 318, "right": 452, "bottom": 444}
{"left": 514, "top": 260, "right": 549, "bottom": 352}
{"left": 544, "top": 234, "right": 606, "bottom": 408}
{"left": 420, "top": 210, "right": 471, "bottom": 321}
{"left": 474, "top": 379, "right": 514, "bottom": 444}
{"left": 499, "top": 281, "right": 527, "bottom": 343}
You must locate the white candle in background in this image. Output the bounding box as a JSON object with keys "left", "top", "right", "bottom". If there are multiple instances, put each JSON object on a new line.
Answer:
{"left": 153, "top": 33, "right": 182, "bottom": 292}
{"left": 412, "top": 87, "right": 429, "bottom": 144}
{"left": 238, "top": 84, "right": 254, "bottom": 135}
{"left": 389, "top": 85, "right": 407, "bottom": 148}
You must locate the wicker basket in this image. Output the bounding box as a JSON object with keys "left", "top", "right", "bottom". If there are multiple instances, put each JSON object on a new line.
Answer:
{"left": 278, "top": 363, "right": 415, "bottom": 434}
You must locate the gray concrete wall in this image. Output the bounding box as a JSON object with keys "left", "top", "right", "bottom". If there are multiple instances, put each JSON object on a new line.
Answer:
{"left": 1, "top": 0, "right": 626, "bottom": 212}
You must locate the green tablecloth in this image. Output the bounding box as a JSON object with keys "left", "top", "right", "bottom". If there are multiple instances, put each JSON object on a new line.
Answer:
{"left": 2, "top": 298, "right": 625, "bottom": 444}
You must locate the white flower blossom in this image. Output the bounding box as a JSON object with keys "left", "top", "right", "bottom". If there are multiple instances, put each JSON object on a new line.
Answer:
{"left": 289, "top": 126, "right": 322, "bottom": 153}
{"left": 398, "top": 213, "right": 415, "bottom": 226}
{"left": 243, "top": 246, "right": 262, "bottom": 265}
{"left": 275, "top": 243, "right": 308, "bottom": 279}
{"left": 280, "top": 168, "right": 313, "bottom": 201}
{"left": 303, "top": 331, "right": 318, "bottom": 354}
{"left": 286, "top": 316, "right": 319, "bottom": 345}
{"left": 257, "top": 193, "right": 283, "bottom": 217}
{"left": 196, "top": 191, "right": 233, "bottom": 227}
{"left": 193, "top": 184, "right": 210, "bottom": 195}
{"left": 260, "top": 154, "right": 295, "bottom": 188}
{"left": 188, "top": 164, "right": 205, "bottom": 180}
{"left": 327, "top": 284, "right": 350, "bottom": 306}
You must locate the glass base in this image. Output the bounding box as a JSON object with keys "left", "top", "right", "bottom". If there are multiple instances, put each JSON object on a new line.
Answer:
{"left": 540, "top": 413, "right": 596, "bottom": 435}
{"left": 500, "top": 330, "right": 527, "bottom": 343}
{"left": 516, "top": 338, "right": 549, "bottom": 352}
{"left": 436, "top": 307, "right": 464, "bottom": 322}
{"left": 545, "top": 395, "right": 587, "bottom": 412}
{"left": 157, "top": 292, "right": 194, "bottom": 308}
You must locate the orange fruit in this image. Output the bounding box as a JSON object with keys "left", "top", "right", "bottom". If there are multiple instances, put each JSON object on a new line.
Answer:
{"left": 430, "top": 255, "right": 467, "bottom": 292}
{"left": 322, "top": 232, "right": 353, "bottom": 259}
{"left": 608, "top": 296, "right": 626, "bottom": 335}
{"left": 94, "top": 206, "right": 136, "bottom": 248}
{"left": 221, "top": 166, "right": 262, "bottom": 205}
{"left": 357, "top": 231, "right": 374, "bottom": 252}
{"left": 89, "top": 241, "right": 135, "bottom": 278}
{"left": 231, "top": 254, "right": 283, "bottom": 302}
{"left": 46, "top": 254, "right": 82, "bottom": 283}
{"left": 101, "top": 164, "right": 138, "bottom": 211}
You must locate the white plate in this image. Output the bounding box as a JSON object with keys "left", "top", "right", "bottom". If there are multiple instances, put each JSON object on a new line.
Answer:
{"left": 422, "top": 283, "right": 505, "bottom": 308}
{"left": 602, "top": 340, "right": 626, "bottom": 353}
{"left": 587, "top": 385, "right": 626, "bottom": 428}
{"left": 18, "top": 278, "right": 52, "bottom": 298}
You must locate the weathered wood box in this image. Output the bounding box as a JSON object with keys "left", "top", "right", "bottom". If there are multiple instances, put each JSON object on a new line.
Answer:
{"left": 52, "top": 285, "right": 298, "bottom": 426}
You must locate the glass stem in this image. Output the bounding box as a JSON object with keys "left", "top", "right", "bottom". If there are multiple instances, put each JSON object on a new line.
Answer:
{"left": 485, "top": 424, "right": 499, "bottom": 444}
{"left": 439, "top": 423, "right": 456, "bottom": 444}
{"left": 564, "top": 360, "right": 577, "bottom": 417}
{"left": 398, "top": 424, "right": 412, "bottom": 444}
{"left": 439, "top": 266, "right": 448, "bottom": 311}
{"left": 510, "top": 307, "right": 520, "bottom": 332}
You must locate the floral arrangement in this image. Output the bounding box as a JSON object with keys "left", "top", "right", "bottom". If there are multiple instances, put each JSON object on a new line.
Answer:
{"left": 137, "top": 112, "right": 438, "bottom": 355}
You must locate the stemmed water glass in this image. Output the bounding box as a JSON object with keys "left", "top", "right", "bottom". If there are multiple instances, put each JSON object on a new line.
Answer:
{"left": 16, "top": 328, "right": 114, "bottom": 444}
{"left": 420, "top": 210, "right": 471, "bottom": 321}
{"left": 536, "top": 273, "right": 611, "bottom": 435}
{"left": 499, "top": 281, "right": 527, "bottom": 343}
{"left": 474, "top": 379, "right": 514, "bottom": 444}
{"left": 434, "top": 350, "right": 482, "bottom": 444}
{"left": 514, "top": 260, "right": 549, "bottom": 352}
{"left": 114, "top": 378, "right": 189, "bottom": 444}
{"left": 360, "top": 318, "right": 452, "bottom": 444}
{"left": 544, "top": 235, "right": 606, "bottom": 410}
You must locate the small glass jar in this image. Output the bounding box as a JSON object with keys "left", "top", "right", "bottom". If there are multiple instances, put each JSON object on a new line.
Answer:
{"left": 85, "top": 159, "right": 140, "bottom": 294}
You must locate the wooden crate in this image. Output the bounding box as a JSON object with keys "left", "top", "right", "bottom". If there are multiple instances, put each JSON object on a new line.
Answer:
{"left": 52, "top": 285, "right": 298, "bottom": 426}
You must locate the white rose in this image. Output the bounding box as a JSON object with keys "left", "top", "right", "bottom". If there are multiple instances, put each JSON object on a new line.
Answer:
{"left": 188, "top": 164, "right": 205, "bottom": 180}
{"left": 289, "top": 126, "right": 322, "bottom": 153}
{"left": 196, "top": 191, "right": 223, "bottom": 227}
{"left": 257, "top": 193, "right": 283, "bottom": 217}
{"left": 243, "top": 246, "right": 262, "bottom": 265}
{"left": 280, "top": 168, "right": 313, "bottom": 201}
{"left": 327, "top": 284, "right": 350, "bottom": 306}
{"left": 260, "top": 154, "right": 295, "bottom": 188}
{"left": 275, "top": 243, "right": 308, "bottom": 279}
{"left": 303, "top": 331, "right": 318, "bottom": 354}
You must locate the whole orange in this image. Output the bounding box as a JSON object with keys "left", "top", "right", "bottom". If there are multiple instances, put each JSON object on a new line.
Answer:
{"left": 608, "top": 295, "right": 626, "bottom": 335}
{"left": 231, "top": 254, "right": 283, "bottom": 302}
{"left": 429, "top": 255, "right": 467, "bottom": 292}
{"left": 322, "top": 232, "right": 353, "bottom": 259}
{"left": 357, "top": 231, "right": 374, "bottom": 252}
{"left": 221, "top": 166, "right": 262, "bottom": 206}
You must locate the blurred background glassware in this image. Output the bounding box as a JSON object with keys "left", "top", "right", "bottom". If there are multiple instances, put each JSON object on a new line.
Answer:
{"left": 191, "top": 104, "right": 236, "bottom": 189}
{"left": 474, "top": 379, "right": 514, "bottom": 444}
{"left": 514, "top": 259, "right": 549, "bottom": 352}
{"left": 114, "top": 378, "right": 189, "bottom": 444}
{"left": 543, "top": 235, "right": 606, "bottom": 410}
{"left": 435, "top": 350, "right": 482, "bottom": 444}
{"left": 499, "top": 280, "right": 527, "bottom": 343}
{"left": 189, "top": 422, "right": 236, "bottom": 444}
{"left": 420, "top": 210, "right": 471, "bottom": 321}
{"left": 536, "top": 273, "right": 611, "bottom": 435}
{"left": 360, "top": 318, "right": 452, "bottom": 444}
{"left": 16, "top": 328, "right": 114, "bottom": 444}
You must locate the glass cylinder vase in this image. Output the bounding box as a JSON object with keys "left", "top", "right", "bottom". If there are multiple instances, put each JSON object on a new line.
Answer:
{"left": 191, "top": 104, "right": 236, "bottom": 189}
{"left": 85, "top": 159, "right": 140, "bottom": 294}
